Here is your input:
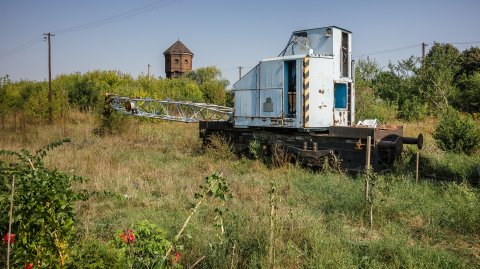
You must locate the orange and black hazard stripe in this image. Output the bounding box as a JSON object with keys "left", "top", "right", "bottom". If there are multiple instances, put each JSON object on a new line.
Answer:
{"left": 303, "top": 56, "right": 310, "bottom": 128}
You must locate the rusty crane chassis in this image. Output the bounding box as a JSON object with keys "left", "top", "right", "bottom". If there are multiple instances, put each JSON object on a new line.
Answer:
{"left": 108, "top": 26, "right": 423, "bottom": 171}
{"left": 199, "top": 121, "right": 422, "bottom": 171}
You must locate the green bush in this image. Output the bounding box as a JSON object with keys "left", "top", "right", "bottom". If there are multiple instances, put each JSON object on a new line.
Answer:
{"left": 114, "top": 220, "right": 171, "bottom": 268}
{"left": 355, "top": 87, "right": 397, "bottom": 123}
{"left": 67, "top": 239, "right": 126, "bottom": 268}
{"left": 0, "top": 139, "right": 87, "bottom": 267}
{"left": 434, "top": 109, "right": 480, "bottom": 155}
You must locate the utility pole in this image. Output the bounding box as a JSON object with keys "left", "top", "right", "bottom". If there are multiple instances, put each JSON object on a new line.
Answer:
{"left": 237, "top": 66, "right": 243, "bottom": 80}
{"left": 422, "top": 42, "right": 428, "bottom": 61}
{"left": 147, "top": 64, "right": 151, "bottom": 81}
{"left": 44, "top": 32, "right": 55, "bottom": 123}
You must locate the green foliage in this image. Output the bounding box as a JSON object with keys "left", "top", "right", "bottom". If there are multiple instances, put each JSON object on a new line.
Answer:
{"left": 114, "top": 220, "right": 171, "bottom": 269}
{"left": 455, "top": 71, "right": 480, "bottom": 113}
{"left": 420, "top": 152, "right": 480, "bottom": 185}
{"left": 67, "top": 239, "right": 126, "bottom": 268}
{"left": 434, "top": 108, "right": 480, "bottom": 155}
{"left": 200, "top": 81, "right": 227, "bottom": 105}
{"left": 186, "top": 66, "right": 229, "bottom": 105}
{"left": 93, "top": 94, "right": 129, "bottom": 136}
{"left": 23, "top": 82, "right": 70, "bottom": 120}
{"left": 355, "top": 57, "right": 381, "bottom": 88}
{"left": 0, "top": 139, "right": 87, "bottom": 267}
{"left": 355, "top": 87, "right": 397, "bottom": 123}
{"left": 418, "top": 43, "right": 462, "bottom": 111}
{"left": 248, "top": 139, "right": 262, "bottom": 160}
{"left": 1, "top": 67, "right": 229, "bottom": 122}
{"left": 458, "top": 46, "right": 480, "bottom": 77}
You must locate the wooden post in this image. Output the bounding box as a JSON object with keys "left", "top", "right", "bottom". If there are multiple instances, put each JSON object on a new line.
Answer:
{"left": 416, "top": 151, "right": 420, "bottom": 184}
{"left": 366, "top": 136, "right": 372, "bottom": 171}
{"left": 365, "top": 136, "right": 373, "bottom": 230}
{"left": 268, "top": 182, "right": 276, "bottom": 269}
{"left": 365, "top": 136, "right": 371, "bottom": 200}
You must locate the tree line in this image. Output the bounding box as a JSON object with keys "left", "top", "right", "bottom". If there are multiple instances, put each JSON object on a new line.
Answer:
{"left": 0, "top": 66, "right": 231, "bottom": 123}
{"left": 1, "top": 43, "right": 479, "bottom": 124}
{"left": 355, "top": 43, "right": 480, "bottom": 121}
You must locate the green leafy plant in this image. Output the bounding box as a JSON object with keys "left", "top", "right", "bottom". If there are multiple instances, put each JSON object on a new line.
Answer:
{"left": 0, "top": 138, "right": 87, "bottom": 268}
{"left": 434, "top": 108, "right": 480, "bottom": 155}
{"left": 114, "top": 220, "right": 171, "bottom": 269}
{"left": 111, "top": 173, "right": 232, "bottom": 269}
{"left": 67, "top": 239, "right": 126, "bottom": 269}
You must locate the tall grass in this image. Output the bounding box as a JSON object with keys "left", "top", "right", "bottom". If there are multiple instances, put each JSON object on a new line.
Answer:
{"left": 0, "top": 113, "right": 479, "bottom": 268}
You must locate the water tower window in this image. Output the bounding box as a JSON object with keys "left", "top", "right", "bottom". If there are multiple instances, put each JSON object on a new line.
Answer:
{"left": 184, "top": 59, "right": 188, "bottom": 64}
{"left": 175, "top": 59, "right": 179, "bottom": 64}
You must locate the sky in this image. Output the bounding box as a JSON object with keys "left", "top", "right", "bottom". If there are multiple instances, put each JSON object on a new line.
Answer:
{"left": 1, "top": 0, "right": 479, "bottom": 86}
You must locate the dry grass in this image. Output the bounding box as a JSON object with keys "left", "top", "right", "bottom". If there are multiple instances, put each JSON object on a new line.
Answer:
{"left": 1, "top": 113, "right": 479, "bottom": 268}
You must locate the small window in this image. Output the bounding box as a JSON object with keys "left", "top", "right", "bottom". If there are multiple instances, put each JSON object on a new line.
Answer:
{"left": 175, "top": 59, "right": 179, "bottom": 64}
{"left": 184, "top": 59, "right": 188, "bottom": 64}
{"left": 334, "top": 83, "right": 347, "bottom": 109}
{"left": 167, "top": 59, "right": 170, "bottom": 63}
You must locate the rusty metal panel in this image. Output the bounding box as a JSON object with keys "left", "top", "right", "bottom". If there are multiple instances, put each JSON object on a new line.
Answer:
{"left": 329, "top": 126, "right": 375, "bottom": 138}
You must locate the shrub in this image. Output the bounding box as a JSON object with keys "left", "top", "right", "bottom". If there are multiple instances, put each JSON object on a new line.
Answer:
{"left": 67, "top": 239, "right": 126, "bottom": 268}
{"left": 355, "top": 87, "right": 397, "bottom": 123}
{"left": 93, "top": 94, "right": 129, "bottom": 136}
{"left": 114, "top": 220, "right": 171, "bottom": 268}
{"left": 434, "top": 108, "right": 480, "bottom": 155}
{"left": 0, "top": 139, "right": 87, "bottom": 267}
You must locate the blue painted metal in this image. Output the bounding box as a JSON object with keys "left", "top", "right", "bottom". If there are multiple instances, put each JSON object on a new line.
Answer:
{"left": 233, "top": 26, "right": 354, "bottom": 129}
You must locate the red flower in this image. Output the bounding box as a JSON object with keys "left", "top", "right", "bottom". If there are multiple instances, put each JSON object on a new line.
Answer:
{"left": 2, "top": 233, "right": 15, "bottom": 245}
{"left": 120, "top": 229, "right": 135, "bottom": 244}
{"left": 120, "top": 232, "right": 128, "bottom": 243}
{"left": 24, "top": 263, "right": 33, "bottom": 269}
{"left": 175, "top": 251, "right": 181, "bottom": 262}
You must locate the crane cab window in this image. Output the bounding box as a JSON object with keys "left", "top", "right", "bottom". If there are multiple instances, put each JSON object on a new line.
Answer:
{"left": 285, "top": 60, "right": 297, "bottom": 118}
{"left": 334, "top": 83, "right": 347, "bottom": 109}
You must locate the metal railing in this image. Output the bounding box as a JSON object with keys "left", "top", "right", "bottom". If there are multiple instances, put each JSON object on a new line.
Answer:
{"left": 108, "top": 94, "right": 233, "bottom": 123}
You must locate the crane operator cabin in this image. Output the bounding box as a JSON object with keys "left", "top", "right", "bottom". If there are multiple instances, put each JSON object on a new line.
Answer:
{"left": 233, "top": 26, "right": 353, "bottom": 130}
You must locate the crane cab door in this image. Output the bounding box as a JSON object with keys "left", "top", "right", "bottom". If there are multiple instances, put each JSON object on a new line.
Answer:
{"left": 333, "top": 82, "right": 351, "bottom": 126}
{"left": 284, "top": 60, "right": 297, "bottom": 119}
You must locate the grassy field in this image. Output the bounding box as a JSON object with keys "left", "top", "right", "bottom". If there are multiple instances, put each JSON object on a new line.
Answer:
{"left": 1, "top": 113, "right": 479, "bottom": 268}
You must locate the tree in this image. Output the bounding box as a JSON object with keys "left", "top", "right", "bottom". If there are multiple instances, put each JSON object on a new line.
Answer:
{"left": 418, "top": 42, "right": 461, "bottom": 111}
{"left": 455, "top": 72, "right": 480, "bottom": 113}
{"left": 355, "top": 57, "right": 381, "bottom": 88}
{"left": 185, "top": 66, "right": 228, "bottom": 87}
{"left": 458, "top": 47, "right": 480, "bottom": 77}
{"left": 186, "top": 66, "right": 229, "bottom": 105}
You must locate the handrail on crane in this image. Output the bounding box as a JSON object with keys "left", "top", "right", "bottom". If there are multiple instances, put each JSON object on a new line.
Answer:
{"left": 107, "top": 94, "right": 233, "bottom": 123}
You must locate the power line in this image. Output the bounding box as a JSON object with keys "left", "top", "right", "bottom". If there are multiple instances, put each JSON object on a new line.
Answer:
{"left": 0, "top": 0, "right": 184, "bottom": 58}
{"left": 355, "top": 44, "right": 421, "bottom": 58}
{"left": 0, "top": 35, "right": 43, "bottom": 59}
{"left": 355, "top": 41, "right": 480, "bottom": 59}
{"left": 449, "top": 41, "right": 480, "bottom": 45}
{"left": 53, "top": 0, "right": 183, "bottom": 35}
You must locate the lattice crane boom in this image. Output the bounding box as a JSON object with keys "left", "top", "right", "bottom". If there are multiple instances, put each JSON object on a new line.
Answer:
{"left": 108, "top": 94, "right": 233, "bottom": 123}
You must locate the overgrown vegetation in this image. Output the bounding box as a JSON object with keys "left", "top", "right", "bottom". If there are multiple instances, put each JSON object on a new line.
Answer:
{"left": 434, "top": 109, "right": 480, "bottom": 155}
{"left": 1, "top": 44, "right": 479, "bottom": 267}
{"left": 1, "top": 115, "right": 478, "bottom": 268}
{"left": 0, "top": 66, "right": 230, "bottom": 126}
{"left": 0, "top": 139, "right": 86, "bottom": 267}
{"left": 355, "top": 44, "right": 480, "bottom": 121}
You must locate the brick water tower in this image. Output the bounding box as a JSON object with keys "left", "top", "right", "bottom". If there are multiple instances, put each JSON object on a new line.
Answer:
{"left": 163, "top": 39, "right": 193, "bottom": 78}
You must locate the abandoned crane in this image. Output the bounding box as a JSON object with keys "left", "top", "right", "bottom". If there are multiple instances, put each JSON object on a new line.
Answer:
{"left": 109, "top": 26, "right": 422, "bottom": 171}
